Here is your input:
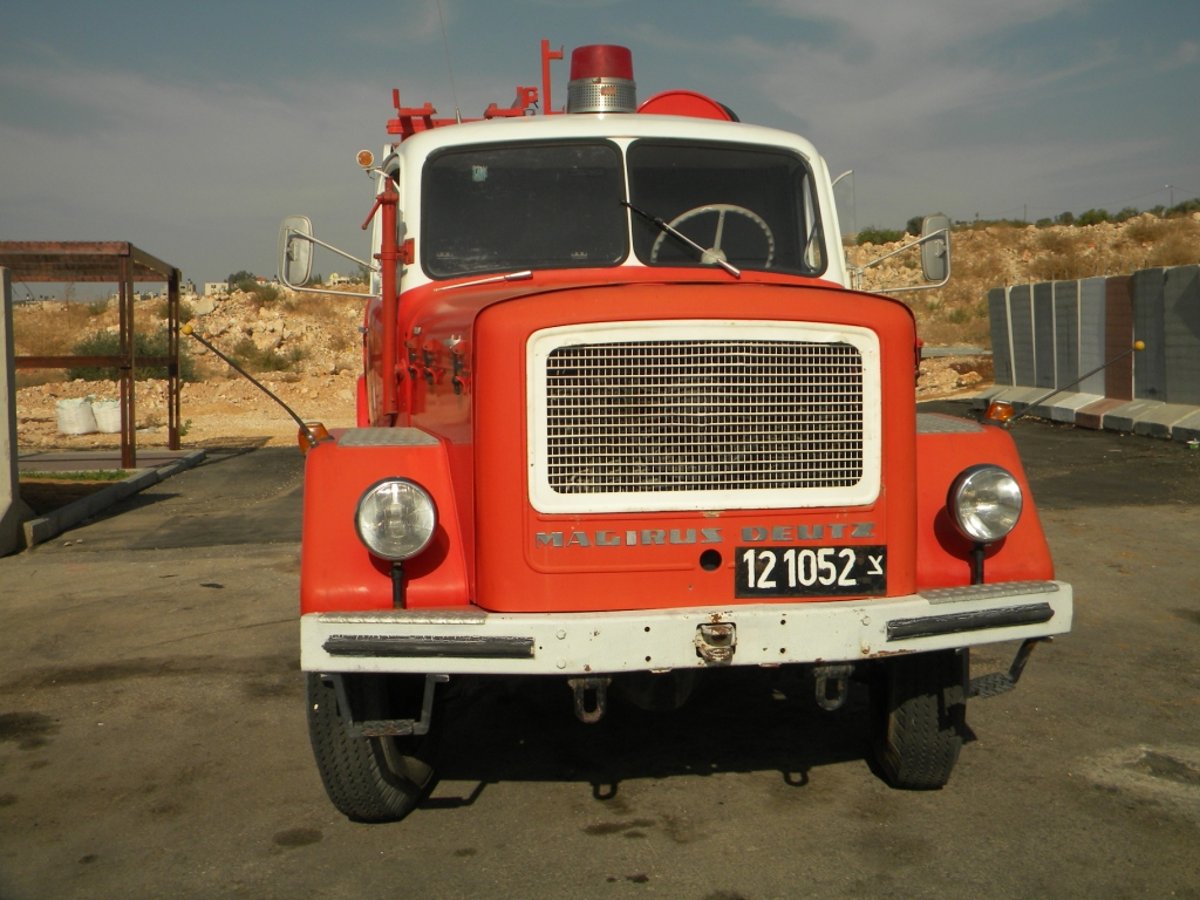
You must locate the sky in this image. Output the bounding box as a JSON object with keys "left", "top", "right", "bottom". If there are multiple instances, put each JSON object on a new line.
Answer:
{"left": 2, "top": 0, "right": 1198, "bottom": 292}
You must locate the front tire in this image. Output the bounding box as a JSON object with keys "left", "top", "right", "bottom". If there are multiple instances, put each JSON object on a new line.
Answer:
{"left": 870, "top": 650, "right": 966, "bottom": 789}
{"left": 306, "top": 673, "right": 436, "bottom": 823}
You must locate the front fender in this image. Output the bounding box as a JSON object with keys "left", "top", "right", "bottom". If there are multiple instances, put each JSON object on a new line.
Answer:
{"left": 300, "top": 427, "right": 470, "bottom": 613}
{"left": 915, "top": 413, "right": 1055, "bottom": 588}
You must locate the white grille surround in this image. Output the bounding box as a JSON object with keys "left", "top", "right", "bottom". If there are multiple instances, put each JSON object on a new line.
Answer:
{"left": 527, "top": 320, "right": 881, "bottom": 514}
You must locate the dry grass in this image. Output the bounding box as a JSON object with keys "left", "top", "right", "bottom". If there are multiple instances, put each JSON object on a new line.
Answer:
{"left": 12, "top": 300, "right": 109, "bottom": 356}
{"left": 281, "top": 294, "right": 361, "bottom": 354}
{"left": 1028, "top": 230, "right": 1095, "bottom": 281}
{"left": 1146, "top": 224, "right": 1200, "bottom": 267}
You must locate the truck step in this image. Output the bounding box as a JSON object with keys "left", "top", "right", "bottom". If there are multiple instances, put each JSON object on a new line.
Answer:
{"left": 968, "top": 672, "right": 1016, "bottom": 699}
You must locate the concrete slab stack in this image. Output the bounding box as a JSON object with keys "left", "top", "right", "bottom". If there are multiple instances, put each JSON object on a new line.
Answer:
{"left": 984, "top": 265, "right": 1200, "bottom": 444}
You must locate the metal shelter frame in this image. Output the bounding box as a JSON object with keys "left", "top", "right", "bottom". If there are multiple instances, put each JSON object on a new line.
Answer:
{"left": 0, "top": 241, "right": 181, "bottom": 468}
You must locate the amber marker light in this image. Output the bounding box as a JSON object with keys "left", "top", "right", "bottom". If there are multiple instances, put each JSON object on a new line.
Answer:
{"left": 985, "top": 400, "right": 1016, "bottom": 424}
{"left": 299, "top": 422, "right": 331, "bottom": 454}
{"left": 356, "top": 149, "right": 375, "bottom": 169}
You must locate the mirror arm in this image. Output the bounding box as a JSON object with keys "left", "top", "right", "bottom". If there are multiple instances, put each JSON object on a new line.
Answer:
{"left": 856, "top": 228, "right": 952, "bottom": 295}
{"left": 285, "top": 229, "right": 379, "bottom": 273}
{"left": 858, "top": 229, "right": 946, "bottom": 270}
{"left": 281, "top": 283, "right": 381, "bottom": 300}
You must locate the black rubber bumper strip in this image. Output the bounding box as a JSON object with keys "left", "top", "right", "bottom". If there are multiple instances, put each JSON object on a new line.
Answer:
{"left": 886, "top": 602, "right": 1054, "bottom": 641}
{"left": 324, "top": 633, "right": 536, "bottom": 658}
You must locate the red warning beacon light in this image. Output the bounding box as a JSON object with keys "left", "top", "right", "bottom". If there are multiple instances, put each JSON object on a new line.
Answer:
{"left": 566, "top": 44, "right": 637, "bottom": 113}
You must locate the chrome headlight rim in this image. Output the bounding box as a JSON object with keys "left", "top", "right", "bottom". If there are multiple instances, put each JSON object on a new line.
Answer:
{"left": 354, "top": 477, "right": 438, "bottom": 562}
{"left": 948, "top": 464, "right": 1023, "bottom": 544}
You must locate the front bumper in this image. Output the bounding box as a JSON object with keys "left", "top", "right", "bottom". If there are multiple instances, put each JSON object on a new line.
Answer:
{"left": 301, "top": 580, "right": 1072, "bottom": 675}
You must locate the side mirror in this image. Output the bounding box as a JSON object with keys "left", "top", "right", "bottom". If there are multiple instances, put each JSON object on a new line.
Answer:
{"left": 920, "top": 214, "right": 951, "bottom": 283}
{"left": 278, "top": 215, "right": 314, "bottom": 288}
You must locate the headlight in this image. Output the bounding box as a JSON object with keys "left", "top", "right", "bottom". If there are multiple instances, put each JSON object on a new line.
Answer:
{"left": 948, "top": 465, "right": 1022, "bottom": 544}
{"left": 355, "top": 479, "right": 437, "bottom": 561}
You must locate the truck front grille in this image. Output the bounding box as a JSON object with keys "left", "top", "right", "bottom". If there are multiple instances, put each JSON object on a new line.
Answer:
{"left": 527, "top": 321, "right": 881, "bottom": 514}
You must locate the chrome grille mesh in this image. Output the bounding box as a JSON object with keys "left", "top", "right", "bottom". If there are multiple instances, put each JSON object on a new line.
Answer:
{"left": 543, "top": 339, "right": 866, "bottom": 495}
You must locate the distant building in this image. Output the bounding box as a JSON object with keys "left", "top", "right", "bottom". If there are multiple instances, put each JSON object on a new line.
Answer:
{"left": 328, "top": 272, "right": 352, "bottom": 286}
{"left": 204, "top": 282, "right": 230, "bottom": 297}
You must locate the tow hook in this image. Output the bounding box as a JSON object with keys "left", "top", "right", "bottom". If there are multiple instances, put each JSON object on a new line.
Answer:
{"left": 695, "top": 622, "right": 736, "bottom": 664}
{"left": 813, "top": 664, "right": 854, "bottom": 711}
{"left": 568, "top": 676, "right": 612, "bottom": 724}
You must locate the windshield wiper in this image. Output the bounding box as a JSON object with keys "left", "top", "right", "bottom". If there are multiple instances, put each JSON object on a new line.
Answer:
{"left": 622, "top": 201, "right": 741, "bottom": 278}
{"left": 435, "top": 270, "right": 534, "bottom": 292}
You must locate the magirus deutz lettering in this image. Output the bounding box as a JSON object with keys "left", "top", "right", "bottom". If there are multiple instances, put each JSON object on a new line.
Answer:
{"left": 534, "top": 521, "right": 878, "bottom": 549}
{"left": 276, "top": 38, "right": 1072, "bottom": 823}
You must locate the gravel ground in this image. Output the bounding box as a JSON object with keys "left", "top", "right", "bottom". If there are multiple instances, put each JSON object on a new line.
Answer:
{"left": 15, "top": 371, "right": 359, "bottom": 451}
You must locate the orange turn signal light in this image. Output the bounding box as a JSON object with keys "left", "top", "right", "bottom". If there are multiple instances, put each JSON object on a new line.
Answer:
{"left": 985, "top": 400, "right": 1016, "bottom": 424}
{"left": 299, "top": 422, "right": 331, "bottom": 454}
{"left": 356, "top": 149, "right": 375, "bottom": 169}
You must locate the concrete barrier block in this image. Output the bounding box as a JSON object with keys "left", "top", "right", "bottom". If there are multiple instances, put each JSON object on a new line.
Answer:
{"left": 1131, "top": 268, "right": 1167, "bottom": 400}
{"left": 1076, "top": 397, "right": 1128, "bottom": 430}
{"left": 1163, "top": 265, "right": 1200, "bottom": 405}
{"left": 1042, "top": 392, "right": 1105, "bottom": 424}
{"left": 1009, "top": 284, "right": 1035, "bottom": 387}
{"left": 1102, "top": 399, "right": 1166, "bottom": 433}
{"left": 1053, "top": 280, "right": 1079, "bottom": 389}
{"left": 1079, "top": 277, "right": 1107, "bottom": 395}
{"left": 1033, "top": 282, "right": 1056, "bottom": 389}
{"left": 1105, "top": 276, "right": 1134, "bottom": 400}
{"left": 1170, "top": 410, "right": 1200, "bottom": 443}
{"left": 987, "top": 287, "right": 1013, "bottom": 386}
{"left": 1130, "top": 403, "right": 1198, "bottom": 439}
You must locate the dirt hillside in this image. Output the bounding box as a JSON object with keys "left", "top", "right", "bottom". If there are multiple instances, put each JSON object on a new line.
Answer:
{"left": 12, "top": 215, "right": 1200, "bottom": 451}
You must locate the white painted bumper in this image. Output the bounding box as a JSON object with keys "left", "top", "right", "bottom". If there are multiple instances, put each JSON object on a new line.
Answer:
{"left": 301, "top": 580, "right": 1072, "bottom": 675}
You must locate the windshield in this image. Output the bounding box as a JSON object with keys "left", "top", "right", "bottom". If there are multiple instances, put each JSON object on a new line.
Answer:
{"left": 628, "top": 140, "right": 825, "bottom": 276}
{"left": 422, "top": 141, "right": 627, "bottom": 278}
{"left": 420, "top": 137, "right": 825, "bottom": 279}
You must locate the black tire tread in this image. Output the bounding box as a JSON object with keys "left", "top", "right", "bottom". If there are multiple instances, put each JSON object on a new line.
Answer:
{"left": 873, "top": 650, "right": 965, "bottom": 790}
{"left": 306, "top": 673, "right": 428, "bottom": 823}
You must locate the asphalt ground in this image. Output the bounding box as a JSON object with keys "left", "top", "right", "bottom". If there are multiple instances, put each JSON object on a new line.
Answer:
{"left": 1, "top": 402, "right": 1198, "bottom": 899}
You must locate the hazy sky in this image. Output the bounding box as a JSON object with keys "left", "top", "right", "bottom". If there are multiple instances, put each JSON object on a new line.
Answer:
{"left": 2, "top": 0, "right": 1197, "bottom": 289}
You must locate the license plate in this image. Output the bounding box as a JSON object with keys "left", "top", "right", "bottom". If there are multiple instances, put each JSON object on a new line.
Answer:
{"left": 735, "top": 546, "right": 887, "bottom": 598}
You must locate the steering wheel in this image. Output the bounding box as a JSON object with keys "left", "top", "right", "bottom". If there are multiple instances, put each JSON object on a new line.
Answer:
{"left": 650, "top": 203, "right": 775, "bottom": 268}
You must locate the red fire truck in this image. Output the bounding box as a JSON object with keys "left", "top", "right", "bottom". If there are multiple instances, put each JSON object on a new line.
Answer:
{"left": 279, "top": 41, "right": 1071, "bottom": 822}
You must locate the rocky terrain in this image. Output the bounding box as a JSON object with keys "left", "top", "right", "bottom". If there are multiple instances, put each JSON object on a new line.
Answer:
{"left": 11, "top": 215, "right": 1199, "bottom": 451}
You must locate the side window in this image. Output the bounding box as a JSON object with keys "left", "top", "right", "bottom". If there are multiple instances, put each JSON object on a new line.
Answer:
{"left": 800, "top": 169, "right": 825, "bottom": 271}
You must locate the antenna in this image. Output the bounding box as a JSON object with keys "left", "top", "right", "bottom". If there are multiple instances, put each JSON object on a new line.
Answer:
{"left": 435, "top": 0, "right": 462, "bottom": 123}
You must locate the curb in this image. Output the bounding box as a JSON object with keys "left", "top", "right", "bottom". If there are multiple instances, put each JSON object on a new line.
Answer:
{"left": 21, "top": 449, "right": 207, "bottom": 548}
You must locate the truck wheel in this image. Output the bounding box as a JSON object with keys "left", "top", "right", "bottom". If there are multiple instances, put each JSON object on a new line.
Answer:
{"left": 306, "top": 673, "right": 435, "bottom": 823}
{"left": 870, "top": 650, "right": 966, "bottom": 789}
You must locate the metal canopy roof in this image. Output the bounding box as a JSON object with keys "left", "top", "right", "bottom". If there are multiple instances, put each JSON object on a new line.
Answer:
{"left": 0, "top": 241, "right": 177, "bottom": 283}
